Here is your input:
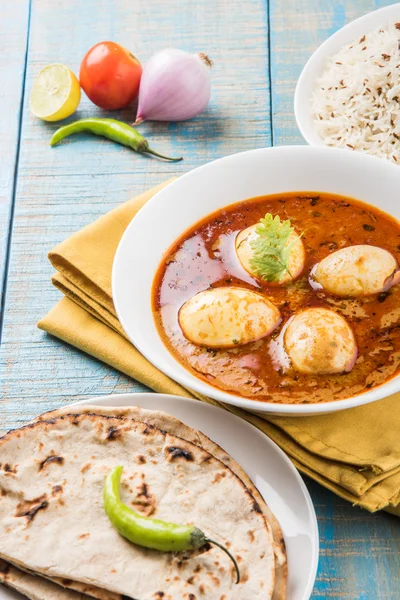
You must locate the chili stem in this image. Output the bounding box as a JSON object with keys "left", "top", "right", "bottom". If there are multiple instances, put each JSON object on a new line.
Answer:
{"left": 145, "top": 148, "right": 183, "bottom": 162}
{"left": 206, "top": 538, "right": 240, "bottom": 584}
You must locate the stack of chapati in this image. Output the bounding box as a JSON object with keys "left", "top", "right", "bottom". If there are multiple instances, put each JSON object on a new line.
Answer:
{"left": 0, "top": 405, "right": 287, "bottom": 599}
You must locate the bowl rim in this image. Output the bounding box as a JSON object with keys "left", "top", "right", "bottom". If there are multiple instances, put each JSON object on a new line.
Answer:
{"left": 294, "top": 2, "right": 400, "bottom": 147}
{"left": 112, "top": 144, "right": 400, "bottom": 415}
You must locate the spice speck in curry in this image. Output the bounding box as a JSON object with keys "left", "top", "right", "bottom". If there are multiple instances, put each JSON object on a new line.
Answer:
{"left": 152, "top": 192, "right": 400, "bottom": 404}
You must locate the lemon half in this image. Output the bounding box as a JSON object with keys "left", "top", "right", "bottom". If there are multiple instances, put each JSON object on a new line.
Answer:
{"left": 30, "top": 64, "right": 81, "bottom": 121}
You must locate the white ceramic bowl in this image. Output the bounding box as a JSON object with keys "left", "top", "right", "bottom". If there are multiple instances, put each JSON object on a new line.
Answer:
{"left": 295, "top": 3, "right": 400, "bottom": 147}
{"left": 113, "top": 145, "right": 400, "bottom": 416}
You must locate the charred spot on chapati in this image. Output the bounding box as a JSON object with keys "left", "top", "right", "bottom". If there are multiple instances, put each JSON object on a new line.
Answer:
{"left": 239, "top": 568, "right": 249, "bottom": 583}
{"left": 3, "top": 464, "right": 17, "bottom": 474}
{"left": 51, "top": 485, "right": 63, "bottom": 496}
{"left": 208, "top": 574, "right": 221, "bottom": 586}
{"left": 106, "top": 426, "right": 124, "bottom": 441}
{"left": 212, "top": 472, "right": 227, "bottom": 483}
{"left": 38, "top": 455, "right": 64, "bottom": 470}
{"left": 130, "top": 479, "right": 156, "bottom": 517}
{"left": 166, "top": 446, "right": 194, "bottom": 461}
{"left": 92, "top": 415, "right": 134, "bottom": 442}
{"left": 142, "top": 425, "right": 156, "bottom": 435}
{"left": 137, "top": 454, "right": 147, "bottom": 464}
{"left": 137, "top": 482, "right": 150, "bottom": 498}
{"left": 200, "top": 455, "right": 212, "bottom": 463}
{"left": 244, "top": 488, "right": 262, "bottom": 514}
{"left": 15, "top": 494, "right": 48, "bottom": 522}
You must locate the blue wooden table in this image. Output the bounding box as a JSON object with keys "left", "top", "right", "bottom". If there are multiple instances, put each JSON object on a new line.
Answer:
{"left": 1, "top": 1, "right": 400, "bottom": 598}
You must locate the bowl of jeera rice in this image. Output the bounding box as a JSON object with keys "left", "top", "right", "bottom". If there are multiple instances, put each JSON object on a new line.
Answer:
{"left": 295, "top": 3, "right": 400, "bottom": 164}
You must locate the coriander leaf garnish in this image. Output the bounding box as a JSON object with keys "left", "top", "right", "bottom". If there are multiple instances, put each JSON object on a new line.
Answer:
{"left": 249, "top": 213, "right": 298, "bottom": 282}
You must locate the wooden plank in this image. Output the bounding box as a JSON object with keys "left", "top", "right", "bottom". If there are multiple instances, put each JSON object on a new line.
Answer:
{"left": 306, "top": 478, "right": 400, "bottom": 599}
{"left": 269, "top": 1, "right": 400, "bottom": 598}
{"left": 0, "top": 0, "right": 30, "bottom": 328}
{"left": 0, "top": 0, "right": 271, "bottom": 429}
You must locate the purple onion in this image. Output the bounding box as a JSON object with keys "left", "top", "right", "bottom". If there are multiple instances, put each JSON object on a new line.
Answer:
{"left": 134, "top": 49, "right": 212, "bottom": 124}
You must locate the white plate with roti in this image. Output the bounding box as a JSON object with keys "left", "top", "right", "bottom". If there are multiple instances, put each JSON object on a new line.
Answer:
{"left": 0, "top": 393, "right": 318, "bottom": 600}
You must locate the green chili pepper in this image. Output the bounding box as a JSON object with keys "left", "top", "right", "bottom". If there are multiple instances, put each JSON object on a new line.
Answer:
{"left": 104, "top": 466, "right": 240, "bottom": 584}
{"left": 50, "top": 118, "right": 183, "bottom": 162}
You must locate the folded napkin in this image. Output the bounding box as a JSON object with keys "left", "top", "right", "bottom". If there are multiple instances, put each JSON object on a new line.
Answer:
{"left": 38, "top": 180, "right": 400, "bottom": 516}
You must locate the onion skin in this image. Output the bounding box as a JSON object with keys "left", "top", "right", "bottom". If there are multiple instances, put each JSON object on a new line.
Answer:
{"left": 134, "top": 49, "right": 212, "bottom": 124}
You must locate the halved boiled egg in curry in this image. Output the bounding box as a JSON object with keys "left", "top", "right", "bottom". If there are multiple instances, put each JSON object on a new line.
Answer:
{"left": 310, "top": 245, "right": 400, "bottom": 297}
{"left": 178, "top": 287, "right": 281, "bottom": 348}
{"left": 152, "top": 192, "right": 400, "bottom": 404}
{"left": 236, "top": 223, "right": 306, "bottom": 285}
{"left": 283, "top": 308, "right": 357, "bottom": 375}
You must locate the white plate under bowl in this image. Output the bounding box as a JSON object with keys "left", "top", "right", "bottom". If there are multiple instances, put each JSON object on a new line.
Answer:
{"left": 2, "top": 394, "right": 319, "bottom": 600}
{"left": 294, "top": 3, "right": 400, "bottom": 146}
{"left": 112, "top": 145, "right": 400, "bottom": 416}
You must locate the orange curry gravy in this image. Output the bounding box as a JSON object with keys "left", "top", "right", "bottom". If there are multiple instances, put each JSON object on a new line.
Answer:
{"left": 152, "top": 193, "right": 400, "bottom": 404}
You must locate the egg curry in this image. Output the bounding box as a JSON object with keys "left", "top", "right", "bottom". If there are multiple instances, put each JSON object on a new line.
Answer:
{"left": 152, "top": 193, "right": 400, "bottom": 404}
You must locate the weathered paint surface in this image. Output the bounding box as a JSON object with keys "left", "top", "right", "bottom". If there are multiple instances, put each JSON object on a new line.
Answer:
{"left": 0, "top": 0, "right": 31, "bottom": 317}
{"left": 0, "top": 0, "right": 399, "bottom": 597}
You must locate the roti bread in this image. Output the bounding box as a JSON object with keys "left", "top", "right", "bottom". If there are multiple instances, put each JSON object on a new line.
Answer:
{"left": 36, "top": 404, "right": 287, "bottom": 599}
{"left": 5, "top": 561, "right": 123, "bottom": 600}
{"left": 0, "top": 559, "right": 89, "bottom": 600}
{"left": 0, "top": 413, "right": 275, "bottom": 599}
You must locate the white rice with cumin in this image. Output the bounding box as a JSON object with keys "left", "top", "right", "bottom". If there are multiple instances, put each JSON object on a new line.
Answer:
{"left": 312, "top": 21, "right": 400, "bottom": 163}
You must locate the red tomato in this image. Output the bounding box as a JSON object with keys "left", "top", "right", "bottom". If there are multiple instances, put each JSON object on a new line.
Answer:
{"left": 80, "top": 41, "right": 142, "bottom": 110}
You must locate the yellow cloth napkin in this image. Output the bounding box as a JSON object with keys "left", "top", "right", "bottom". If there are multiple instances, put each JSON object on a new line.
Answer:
{"left": 38, "top": 180, "right": 400, "bottom": 515}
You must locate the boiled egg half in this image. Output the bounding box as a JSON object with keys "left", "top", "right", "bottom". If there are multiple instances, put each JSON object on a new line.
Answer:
{"left": 235, "top": 224, "right": 305, "bottom": 284}
{"left": 178, "top": 286, "right": 281, "bottom": 348}
{"left": 283, "top": 308, "right": 357, "bottom": 375}
{"left": 311, "top": 245, "right": 400, "bottom": 297}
